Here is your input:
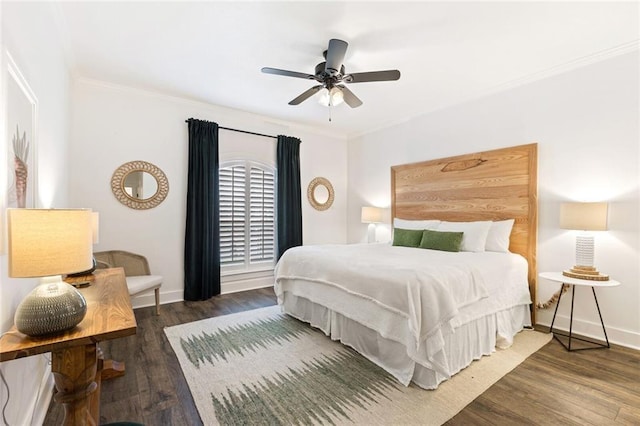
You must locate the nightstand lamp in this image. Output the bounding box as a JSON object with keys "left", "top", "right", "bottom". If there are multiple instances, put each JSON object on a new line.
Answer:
{"left": 8, "top": 208, "right": 94, "bottom": 336}
{"left": 560, "top": 202, "right": 608, "bottom": 281}
{"left": 361, "top": 206, "right": 383, "bottom": 243}
{"left": 66, "top": 211, "right": 101, "bottom": 286}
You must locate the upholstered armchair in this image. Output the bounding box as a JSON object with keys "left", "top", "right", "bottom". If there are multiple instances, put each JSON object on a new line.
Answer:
{"left": 94, "top": 250, "right": 162, "bottom": 315}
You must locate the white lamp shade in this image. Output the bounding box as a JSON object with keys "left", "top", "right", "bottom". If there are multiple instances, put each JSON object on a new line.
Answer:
{"left": 8, "top": 209, "right": 94, "bottom": 278}
{"left": 560, "top": 202, "right": 608, "bottom": 231}
{"left": 92, "top": 211, "right": 100, "bottom": 244}
{"left": 361, "top": 207, "right": 383, "bottom": 224}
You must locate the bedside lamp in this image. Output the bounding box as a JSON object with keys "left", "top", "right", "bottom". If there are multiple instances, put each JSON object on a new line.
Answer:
{"left": 90, "top": 211, "right": 100, "bottom": 245}
{"left": 361, "top": 206, "right": 383, "bottom": 243}
{"left": 66, "top": 211, "right": 101, "bottom": 285}
{"left": 8, "top": 208, "right": 94, "bottom": 336}
{"left": 560, "top": 202, "right": 609, "bottom": 281}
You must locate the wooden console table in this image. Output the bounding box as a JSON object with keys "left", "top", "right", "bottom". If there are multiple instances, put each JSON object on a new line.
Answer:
{"left": 0, "top": 268, "right": 137, "bottom": 425}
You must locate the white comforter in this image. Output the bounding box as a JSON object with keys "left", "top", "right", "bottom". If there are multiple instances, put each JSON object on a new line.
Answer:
{"left": 274, "top": 243, "right": 531, "bottom": 378}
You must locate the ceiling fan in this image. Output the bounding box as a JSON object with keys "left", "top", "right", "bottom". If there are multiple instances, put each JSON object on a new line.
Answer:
{"left": 261, "top": 39, "right": 401, "bottom": 108}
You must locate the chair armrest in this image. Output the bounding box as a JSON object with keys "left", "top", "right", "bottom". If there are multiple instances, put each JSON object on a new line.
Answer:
{"left": 94, "top": 250, "right": 151, "bottom": 276}
{"left": 95, "top": 259, "right": 112, "bottom": 269}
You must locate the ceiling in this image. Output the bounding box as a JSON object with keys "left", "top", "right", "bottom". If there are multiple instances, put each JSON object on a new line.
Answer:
{"left": 53, "top": 1, "right": 638, "bottom": 138}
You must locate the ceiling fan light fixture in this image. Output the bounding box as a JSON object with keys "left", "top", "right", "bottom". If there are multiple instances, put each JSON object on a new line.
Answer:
{"left": 318, "top": 87, "right": 344, "bottom": 107}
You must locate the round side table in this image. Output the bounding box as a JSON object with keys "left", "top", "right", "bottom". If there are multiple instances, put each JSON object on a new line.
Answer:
{"left": 539, "top": 272, "right": 620, "bottom": 351}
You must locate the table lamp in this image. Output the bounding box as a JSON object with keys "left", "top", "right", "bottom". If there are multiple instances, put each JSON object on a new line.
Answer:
{"left": 361, "top": 206, "right": 383, "bottom": 243}
{"left": 560, "top": 202, "right": 609, "bottom": 281}
{"left": 66, "top": 211, "right": 100, "bottom": 286}
{"left": 8, "top": 208, "right": 94, "bottom": 336}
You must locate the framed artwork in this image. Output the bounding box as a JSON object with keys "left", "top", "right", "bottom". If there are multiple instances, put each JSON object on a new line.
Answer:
{"left": 1, "top": 51, "right": 37, "bottom": 254}
{"left": 6, "top": 52, "right": 37, "bottom": 210}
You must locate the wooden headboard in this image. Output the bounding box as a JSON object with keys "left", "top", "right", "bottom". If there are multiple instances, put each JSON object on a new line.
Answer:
{"left": 391, "top": 143, "right": 538, "bottom": 323}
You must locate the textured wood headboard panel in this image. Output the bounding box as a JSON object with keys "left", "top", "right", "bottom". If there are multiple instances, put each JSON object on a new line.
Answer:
{"left": 391, "top": 143, "right": 538, "bottom": 322}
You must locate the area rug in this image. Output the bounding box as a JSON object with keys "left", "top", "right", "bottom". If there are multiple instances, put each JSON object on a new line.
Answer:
{"left": 165, "top": 306, "right": 551, "bottom": 425}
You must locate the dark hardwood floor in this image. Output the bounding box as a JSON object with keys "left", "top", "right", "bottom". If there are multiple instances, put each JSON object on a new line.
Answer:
{"left": 44, "top": 288, "right": 640, "bottom": 425}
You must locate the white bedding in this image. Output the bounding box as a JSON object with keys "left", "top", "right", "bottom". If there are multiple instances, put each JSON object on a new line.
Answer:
{"left": 274, "top": 243, "right": 532, "bottom": 387}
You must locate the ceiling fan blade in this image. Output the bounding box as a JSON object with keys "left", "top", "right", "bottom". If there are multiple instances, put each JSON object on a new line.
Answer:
{"left": 325, "top": 39, "right": 348, "bottom": 75}
{"left": 261, "top": 67, "right": 317, "bottom": 80}
{"left": 289, "top": 85, "right": 323, "bottom": 105}
{"left": 336, "top": 85, "right": 363, "bottom": 108}
{"left": 344, "top": 70, "right": 401, "bottom": 83}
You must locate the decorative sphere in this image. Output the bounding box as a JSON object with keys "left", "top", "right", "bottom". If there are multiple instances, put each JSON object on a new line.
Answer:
{"left": 15, "top": 281, "right": 87, "bottom": 337}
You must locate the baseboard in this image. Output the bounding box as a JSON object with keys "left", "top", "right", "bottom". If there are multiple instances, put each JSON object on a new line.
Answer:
{"left": 130, "top": 289, "right": 182, "bottom": 310}
{"left": 32, "top": 369, "right": 54, "bottom": 426}
{"left": 129, "top": 278, "right": 274, "bottom": 310}
{"left": 537, "top": 315, "right": 640, "bottom": 350}
{"left": 221, "top": 275, "right": 273, "bottom": 294}
{"left": 131, "top": 287, "right": 639, "bottom": 350}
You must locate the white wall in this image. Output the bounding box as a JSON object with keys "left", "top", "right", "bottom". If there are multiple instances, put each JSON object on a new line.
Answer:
{"left": 1, "top": 2, "right": 72, "bottom": 424}
{"left": 1, "top": 8, "right": 635, "bottom": 426}
{"left": 69, "top": 79, "right": 347, "bottom": 305}
{"left": 347, "top": 51, "right": 639, "bottom": 349}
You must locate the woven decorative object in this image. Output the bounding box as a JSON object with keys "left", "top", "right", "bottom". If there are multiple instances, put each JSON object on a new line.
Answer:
{"left": 111, "top": 160, "right": 169, "bottom": 210}
{"left": 15, "top": 281, "right": 87, "bottom": 337}
{"left": 307, "top": 177, "right": 335, "bottom": 211}
{"left": 12, "top": 126, "right": 29, "bottom": 208}
{"left": 562, "top": 266, "right": 609, "bottom": 281}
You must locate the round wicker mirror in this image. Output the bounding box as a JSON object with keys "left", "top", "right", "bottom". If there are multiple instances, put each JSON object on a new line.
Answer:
{"left": 111, "top": 161, "right": 169, "bottom": 210}
{"left": 307, "top": 177, "right": 334, "bottom": 211}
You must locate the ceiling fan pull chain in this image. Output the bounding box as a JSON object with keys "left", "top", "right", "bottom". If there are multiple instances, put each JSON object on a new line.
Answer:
{"left": 328, "top": 103, "right": 332, "bottom": 122}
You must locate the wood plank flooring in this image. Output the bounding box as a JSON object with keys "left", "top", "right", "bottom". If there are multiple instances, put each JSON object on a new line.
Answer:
{"left": 43, "top": 288, "right": 640, "bottom": 425}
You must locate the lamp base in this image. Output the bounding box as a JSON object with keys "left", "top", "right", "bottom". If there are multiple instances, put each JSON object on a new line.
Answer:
{"left": 563, "top": 266, "right": 609, "bottom": 281}
{"left": 64, "top": 273, "right": 96, "bottom": 288}
{"left": 367, "top": 223, "right": 377, "bottom": 244}
{"left": 65, "top": 257, "right": 97, "bottom": 287}
{"left": 15, "top": 276, "right": 88, "bottom": 337}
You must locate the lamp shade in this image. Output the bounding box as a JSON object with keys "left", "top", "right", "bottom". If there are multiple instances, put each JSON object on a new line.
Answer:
{"left": 8, "top": 208, "right": 94, "bottom": 277}
{"left": 560, "top": 202, "right": 608, "bottom": 231}
{"left": 92, "top": 211, "right": 100, "bottom": 244}
{"left": 361, "top": 207, "right": 383, "bottom": 224}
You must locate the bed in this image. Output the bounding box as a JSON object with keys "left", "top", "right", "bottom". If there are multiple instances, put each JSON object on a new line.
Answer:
{"left": 275, "top": 143, "right": 538, "bottom": 389}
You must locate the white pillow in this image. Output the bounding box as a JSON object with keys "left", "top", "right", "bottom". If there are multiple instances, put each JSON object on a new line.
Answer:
{"left": 485, "top": 219, "right": 515, "bottom": 252}
{"left": 438, "top": 220, "right": 492, "bottom": 252}
{"left": 393, "top": 218, "right": 440, "bottom": 230}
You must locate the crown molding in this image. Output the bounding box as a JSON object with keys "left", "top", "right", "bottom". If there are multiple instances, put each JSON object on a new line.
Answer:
{"left": 480, "top": 40, "right": 640, "bottom": 98}
{"left": 349, "top": 40, "right": 640, "bottom": 140}
{"left": 75, "top": 77, "right": 347, "bottom": 140}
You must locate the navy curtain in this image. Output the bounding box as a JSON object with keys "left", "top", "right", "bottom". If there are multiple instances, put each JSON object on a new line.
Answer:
{"left": 184, "top": 118, "right": 220, "bottom": 300}
{"left": 276, "top": 135, "right": 303, "bottom": 259}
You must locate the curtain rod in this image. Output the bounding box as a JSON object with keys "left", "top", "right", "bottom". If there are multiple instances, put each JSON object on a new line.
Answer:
{"left": 185, "top": 119, "right": 277, "bottom": 139}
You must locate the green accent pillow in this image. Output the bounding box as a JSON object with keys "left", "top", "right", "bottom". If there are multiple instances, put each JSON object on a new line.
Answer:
{"left": 392, "top": 228, "right": 424, "bottom": 248}
{"left": 419, "top": 229, "right": 464, "bottom": 252}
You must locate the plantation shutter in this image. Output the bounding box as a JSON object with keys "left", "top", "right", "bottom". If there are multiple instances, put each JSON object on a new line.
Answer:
{"left": 219, "top": 164, "right": 246, "bottom": 265}
{"left": 249, "top": 167, "right": 275, "bottom": 263}
{"left": 219, "top": 161, "right": 275, "bottom": 271}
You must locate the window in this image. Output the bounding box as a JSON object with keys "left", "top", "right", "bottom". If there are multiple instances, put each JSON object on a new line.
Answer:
{"left": 219, "top": 160, "right": 275, "bottom": 273}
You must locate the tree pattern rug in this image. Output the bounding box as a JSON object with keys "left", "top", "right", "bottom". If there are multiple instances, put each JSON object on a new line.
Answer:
{"left": 165, "top": 305, "right": 551, "bottom": 425}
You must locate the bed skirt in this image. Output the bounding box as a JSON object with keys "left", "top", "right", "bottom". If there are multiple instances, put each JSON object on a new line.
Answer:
{"left": 280, "top": 293, "right": 531, "bottom": 389}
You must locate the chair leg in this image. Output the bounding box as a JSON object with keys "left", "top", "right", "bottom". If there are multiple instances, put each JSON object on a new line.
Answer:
{"left": 154, "top": 288, "right": 160, "bottom": 316}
